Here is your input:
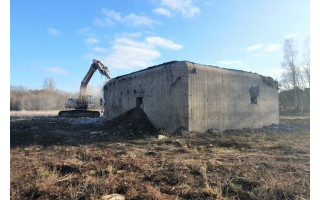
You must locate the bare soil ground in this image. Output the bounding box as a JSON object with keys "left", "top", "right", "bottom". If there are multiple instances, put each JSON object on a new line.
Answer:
{"left": 10, "top": 110, "right": 309, "bottom": 200}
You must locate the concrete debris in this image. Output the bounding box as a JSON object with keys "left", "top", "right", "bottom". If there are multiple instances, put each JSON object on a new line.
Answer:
{"left": 262, "top": 123, "right": 294, "bottom": 132}
{"left": 89, "top": 131, "right": 103, "bottom": 135}
{"left": 174, "top": 139, "right": 188, "bottom": 148}
{"left": 102, "top": 107, "right": 156, "bottom": 138}
{"left": 128, "top": 153, "right": 136, "bottom": 158}
{"left": 158, "top": 135, "right": 169, "bottom": 140}
{"left": 202, "top": 123, "right": 295, "bottom": 135}
{"left": 173, "top": 126, "right": 189, "bottom": 136}
{"left": 157, "top": 128, "right": 170, "bottom": 136}
{"left": 70, "top": 117, "right": 106, "bottom": 125}
{"left": 101, "top": 194, "right": 125, "bottom": 200}
{"left": 205, "top": 128, "right": 223, "bottom": 135}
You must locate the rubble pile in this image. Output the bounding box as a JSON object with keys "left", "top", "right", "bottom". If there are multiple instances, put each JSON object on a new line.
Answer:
{"left": 261, "top": 123, "right": 294, "bottom": 132}
{"left": 204, "top": 123, "right": 295, "bottom": 136}
{"left": 102, "top": 107, "right": 156, "bottom": 138}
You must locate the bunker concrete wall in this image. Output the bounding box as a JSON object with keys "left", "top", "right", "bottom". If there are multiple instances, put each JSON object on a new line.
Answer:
{"left": 103, "top": 62, "right": 189, "bottom": 132}
{"left": 187, "top": 62, "right": 279, "bottom": 132}
{"left": 104, "top": 61, "right": 279, "bottom": 133}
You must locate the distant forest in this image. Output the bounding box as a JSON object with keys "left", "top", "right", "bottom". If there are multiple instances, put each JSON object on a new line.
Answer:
{"left": 279, "top": 88, "right": 310, "bottom": 114}
{"left": 10, "top": 85, "right": 76, "bottom": 111}
{"left": 10, "top": 78, "right": 103, "bottom": 111}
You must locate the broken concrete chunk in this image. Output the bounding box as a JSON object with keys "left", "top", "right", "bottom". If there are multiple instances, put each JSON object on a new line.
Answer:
{"left": 158, "top": 135, "right": 169, "bottom": 140}
{"left": 262, "top": 123, "right": 294, "bottom": 132}
{"left": 205, "top": 128, "right": 222, "bottom": 135}
{"left": 128, "top": 153, "right": 136, "bottom": 158}
{"left": 101, "top": 194, "right": 125, "bottom": 200}
{"left": 90, "top": 131, "right": 103, "bottom": 135}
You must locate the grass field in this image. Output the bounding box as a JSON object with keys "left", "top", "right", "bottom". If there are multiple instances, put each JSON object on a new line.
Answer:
{"left": 10, "top": 110, "right": 60, "bottom": 117}
{"left": 10, "top": 113, "right": 309, "bottom": 200}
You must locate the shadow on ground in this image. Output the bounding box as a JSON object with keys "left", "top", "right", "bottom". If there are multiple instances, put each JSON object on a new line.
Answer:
{"left": 10, "top": 107, "right": 157, "bottom": 147}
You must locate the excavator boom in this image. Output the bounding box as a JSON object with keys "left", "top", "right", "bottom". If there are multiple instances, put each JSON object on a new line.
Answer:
{"left": 79, "top": 59, "right": 111, "bottom": 102}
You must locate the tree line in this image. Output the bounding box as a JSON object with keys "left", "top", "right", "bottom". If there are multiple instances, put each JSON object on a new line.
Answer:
{"left": 10, "top": 81, "right": 76, "bottom": 111}
{"left": 279, "top": 37, "right": 310, "bottom": 114}
{"left": 10, "top": 78, "right": 104, "bottom": 111}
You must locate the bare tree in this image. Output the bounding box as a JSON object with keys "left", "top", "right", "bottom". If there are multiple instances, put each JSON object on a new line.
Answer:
{"left": 42, "top": 77, "right": 56, "bottom": 91}
{"left": 302, "top": 37, "right": 310, "bottom": 88}
{"left": 281, "top": 38, "right": 302, "bottom": 112}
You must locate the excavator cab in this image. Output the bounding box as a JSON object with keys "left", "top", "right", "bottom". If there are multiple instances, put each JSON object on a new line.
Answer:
{"left": 84, "top": 95, "right": 96, "bottom": 109}
{"left": 65, "top": 95, "right": 96, "bottom": 110}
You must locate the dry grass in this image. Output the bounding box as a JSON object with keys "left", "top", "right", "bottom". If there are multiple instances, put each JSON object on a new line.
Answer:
{"left": 10, "top": 110, "right": 60, "bottom": 117}
{"left": 10, "top": 116, "right": 309, "bottom": 199}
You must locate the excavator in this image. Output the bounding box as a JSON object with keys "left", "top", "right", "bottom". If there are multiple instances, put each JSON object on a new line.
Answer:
{"left": 58, "top": 59, "right": 112, "bottom": 117}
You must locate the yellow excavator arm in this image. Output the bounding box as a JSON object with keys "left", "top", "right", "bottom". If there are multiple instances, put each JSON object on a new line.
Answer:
{"left": 79, "top": 59, "right": 112, "bottom": 102}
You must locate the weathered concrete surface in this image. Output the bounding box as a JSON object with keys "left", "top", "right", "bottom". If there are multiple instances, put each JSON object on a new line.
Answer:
{"left": 104, "top": 61, "right": 189, "bottom": 132}
{"left": 103, "top": 61, "right": 279, "bottom": 132}
{"left": 186, "top": 62, "right": 279, "bottom": 132}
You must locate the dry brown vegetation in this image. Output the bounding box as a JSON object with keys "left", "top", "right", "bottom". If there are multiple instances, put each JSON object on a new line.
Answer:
{"left": 10, "top": 110, "right": 60, "bottom": 118}
{"left": 10, "top": 114, "right": 309, "bottom": 199}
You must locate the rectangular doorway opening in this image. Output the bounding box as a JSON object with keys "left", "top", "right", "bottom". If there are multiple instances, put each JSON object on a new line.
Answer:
{"left": 136, "top": 97, "right": 143, "bottom": 107}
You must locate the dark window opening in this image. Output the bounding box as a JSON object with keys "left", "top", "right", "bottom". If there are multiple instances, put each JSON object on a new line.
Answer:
{"left": 133, "top": 90, "right": 136, "bottom": 94}
{"left": 249, "top": 86, "right": 259, "bottom": 104}
{"left": 136, "top": 97, "right": 143, "bottom": 107}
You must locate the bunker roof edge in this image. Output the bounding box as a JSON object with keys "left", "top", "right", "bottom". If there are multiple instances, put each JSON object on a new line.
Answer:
{"left": 108, "top": 60, "right": 278, "bottom": 89}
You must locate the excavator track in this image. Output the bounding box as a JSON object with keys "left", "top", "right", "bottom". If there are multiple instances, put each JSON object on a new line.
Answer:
{"left": 58, "top": 110, "right": 100, "bottom": 118}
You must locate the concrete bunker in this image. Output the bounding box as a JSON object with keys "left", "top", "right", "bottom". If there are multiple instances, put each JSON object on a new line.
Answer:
{"left": 103, "top": 61, "right": 279, "bottom": 133}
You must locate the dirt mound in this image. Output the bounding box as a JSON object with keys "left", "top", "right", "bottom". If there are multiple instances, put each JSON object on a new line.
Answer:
{"left": 103, "top": 107, "right": 156, "bottom": 138}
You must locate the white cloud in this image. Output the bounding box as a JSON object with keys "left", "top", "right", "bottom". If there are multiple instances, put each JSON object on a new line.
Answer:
{"left": 161, "top": 0, "right": 200, "bottom": 18}
{"left": 246, "top": 44, "right": 264, "bottom": 51}
{"left": 246, "top": 43, "right": 282, "bottom": 52}
{"left": 77, "top": 27, "right": 93, "bottom": 34}
{"left": 265, "top": 44, "right": 281, "bottom": 52}
{"left": 218, "top": 60, "right": 243, "bottom": 66}
{"left": 93, "top": 47, "right": 109, "bottom": 53}
{"left": 93, "top": 18, "right": 106, "bottom": 26}
{"left": 250, "top": 54, "right": 263, "bottom": 58}
{"left": 47, "top": 28, "right": 60, "bottom": 36}
{"left": 146, "top": 37, "right": 183, "bottom": 49}
{"left": 93, "top": 17, "right": 115, "bottom": 27}
{"left": 258, "top": 67, "right": 284, "bottom": 80}
{"left": 114, "top": 37, "right": 150, "bottom": 49}
{"left": 42, "top": 67, "right": 69, "bottom": 75}
{"left": 103, "top": 45, "right": 161, "bottom": 70}
{"left": 121, "top": 32, "right": 142, "bottom": 38}
{"left": 102, "top": 9, "right": 122, "bottom": 22}
{"left": 221, "top": 48, "right": 230, "bottom": 53}
{"left": 285, "top": 33, "right": 300, "bottom": 39}
{"left": 77, "top": 27, "right": 97, "bottom": 38}
{"left": 124, "top": 14, "right": 160, "bottom": 27}
{"left": 84, "top": 37, "right": 99, "bottom": 44}
{"left": 101, "top": 36, "right": 183, "bottom": 70}
{"left": 153, "top": 8, "right": 172, "bottom": 17}
{"left": 99, "top": 9, "right": 159, "bottom": 27}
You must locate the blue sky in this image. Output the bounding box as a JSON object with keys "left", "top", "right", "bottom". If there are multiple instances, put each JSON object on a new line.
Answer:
{"left": 10, "top": 0, "right": 310, "bottom": 92}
